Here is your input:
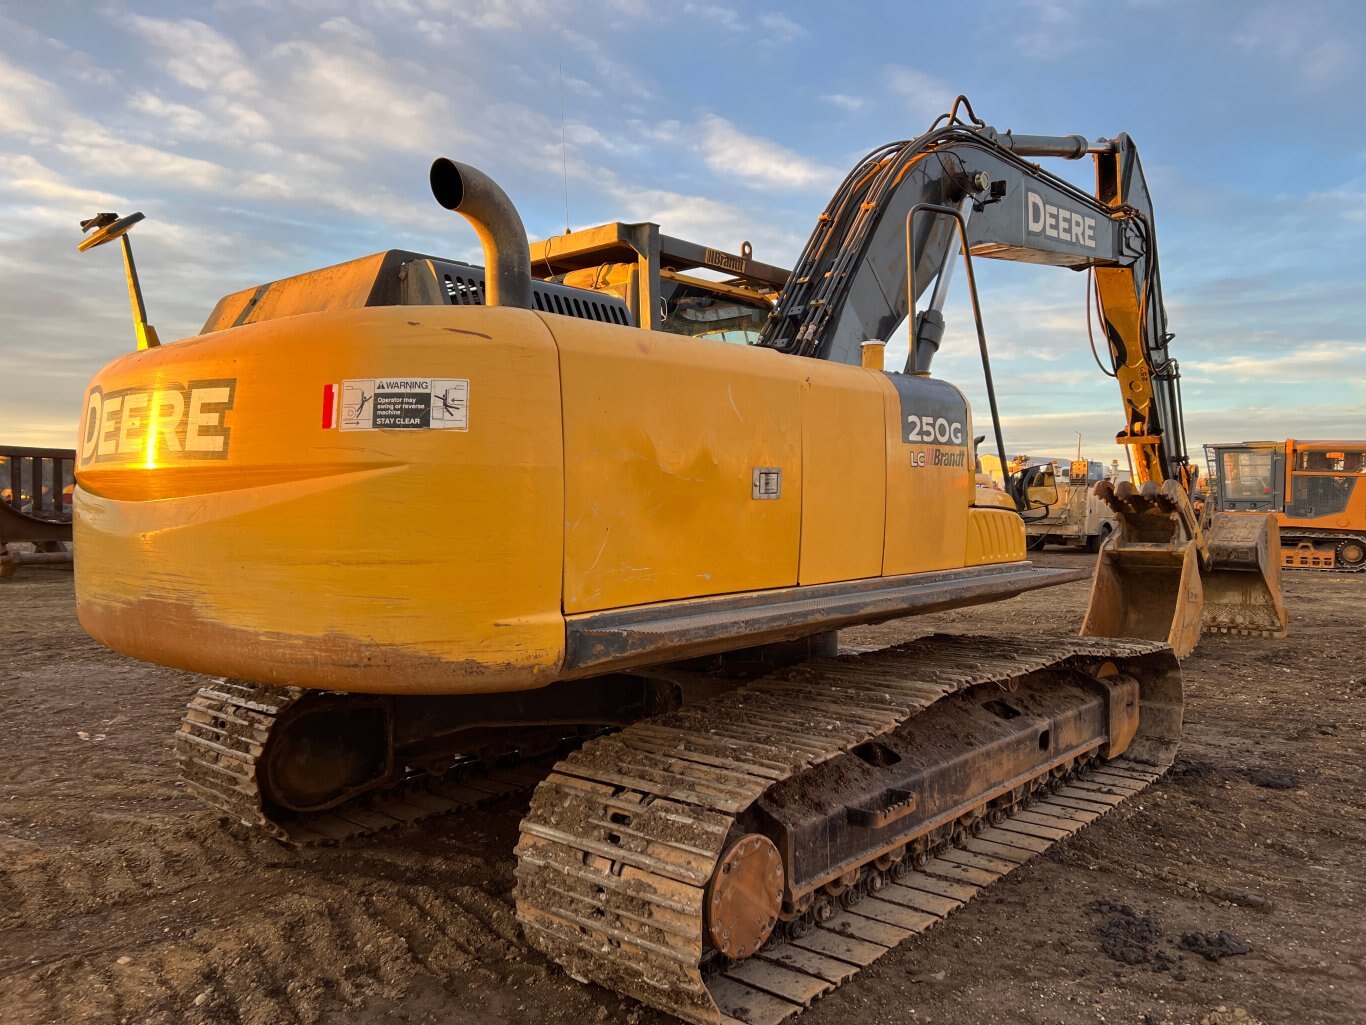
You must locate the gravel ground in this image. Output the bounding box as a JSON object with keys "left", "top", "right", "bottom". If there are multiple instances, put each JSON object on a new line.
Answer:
{"left": 1, "top": 552, "right": 1361, "bottom": 1025}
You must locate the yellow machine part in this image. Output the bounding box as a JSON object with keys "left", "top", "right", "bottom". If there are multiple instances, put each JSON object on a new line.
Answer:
{"left": 74, "top": 305, "right": 1026, "bottom": 695}
{"left": 76, "top": 307, "right": 568, "bottom": 694}
{"left": 554, "top": 316, "right": 802, "bottom": 612}
{"left": 1079, "top": 479, "right": 1286, "bottom": 657}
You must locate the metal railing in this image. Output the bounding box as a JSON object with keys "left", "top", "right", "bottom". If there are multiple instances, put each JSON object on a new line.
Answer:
{"left": 0, "top": 445, "right": 75, "bottom": 578}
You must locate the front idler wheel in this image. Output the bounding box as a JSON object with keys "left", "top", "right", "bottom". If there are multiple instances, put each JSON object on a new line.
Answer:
{"left": 704, "top": 833, "right": 784, "bottom": 961}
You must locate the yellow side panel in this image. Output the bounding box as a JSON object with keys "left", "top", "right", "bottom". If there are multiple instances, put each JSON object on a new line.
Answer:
{"left": 881, "top": 381, "right": 973, "bottom": 575}
{"left": 965, "top": 506, "right": 1027, "bottom": 566}
{"left": 75, "top": 306, "right": 566, "bottom": 694}
{"left": 552, "top": 315, "right": 802, "bottom": 613}
{"left": 798, "top": 366, "right": 886, "bottom": 585}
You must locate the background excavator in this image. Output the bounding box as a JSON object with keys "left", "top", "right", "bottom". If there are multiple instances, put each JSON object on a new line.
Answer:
{"left": 1206, "top": 439, "right": 1366, "bottom": 571}
{"left": 73, "top": 98, "right": 1283, "bottom": 1024}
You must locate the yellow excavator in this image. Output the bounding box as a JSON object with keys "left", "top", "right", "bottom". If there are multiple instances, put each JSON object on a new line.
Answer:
{"left": 74, "top": 98, "right": 1283, "bottom": 1024}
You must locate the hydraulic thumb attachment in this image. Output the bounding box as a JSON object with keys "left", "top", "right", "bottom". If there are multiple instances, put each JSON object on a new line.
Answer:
{"left": 1080, "top": 479, "right": 1287, "bottom": 657}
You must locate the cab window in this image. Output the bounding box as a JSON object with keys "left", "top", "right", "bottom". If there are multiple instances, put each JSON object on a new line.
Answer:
{"left": 1220, "top": 451, "right": 1273, "bottom": 501}
{"left": 658, "top": 280, "right": 769, "bottom": 344}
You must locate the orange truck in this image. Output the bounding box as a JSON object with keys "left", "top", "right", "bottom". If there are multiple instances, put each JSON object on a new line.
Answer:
{"left": 1205, "top": 441, "right": 1366, "bottom": 571}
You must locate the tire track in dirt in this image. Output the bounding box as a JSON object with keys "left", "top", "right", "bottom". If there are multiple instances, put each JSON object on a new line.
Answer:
{"left": 0, "top": 801, "right": 572, "bottom": 1025}
{"left": 4, "top": 869, "right": 530, "bottom": 1024}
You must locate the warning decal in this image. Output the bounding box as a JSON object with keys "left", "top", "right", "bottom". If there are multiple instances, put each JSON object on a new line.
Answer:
{"left": 335, "top": 377, "right": 469, "bottom": 431}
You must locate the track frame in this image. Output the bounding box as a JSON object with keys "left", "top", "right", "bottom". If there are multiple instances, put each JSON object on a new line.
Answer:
{"left": 515, "top": 633, "right": 1181, "bottom": 1025}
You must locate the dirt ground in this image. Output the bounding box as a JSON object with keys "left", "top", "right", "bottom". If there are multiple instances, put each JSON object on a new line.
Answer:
{"left": 1, "top": 553, "right": 1362, "bottom": 1025}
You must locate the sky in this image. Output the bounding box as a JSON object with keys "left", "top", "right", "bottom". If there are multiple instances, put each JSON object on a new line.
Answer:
{"left": 1, "top": 0, "right": 1363, "bottom": 468}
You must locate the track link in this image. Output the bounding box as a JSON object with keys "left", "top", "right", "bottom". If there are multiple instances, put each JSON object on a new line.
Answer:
{"left": 514, "top": 634, "right": 1182, "bottom": 1025}
{"left": 176, "top": 680, "right": 549, "bottom": 845}
{"left": 1280, "top": 532, "right": 1366, "bottom": 573}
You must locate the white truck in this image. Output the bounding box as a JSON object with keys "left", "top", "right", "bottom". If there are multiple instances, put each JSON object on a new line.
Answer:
{"left": 1024, "top": 458, "right": 1129, "bottom": 552}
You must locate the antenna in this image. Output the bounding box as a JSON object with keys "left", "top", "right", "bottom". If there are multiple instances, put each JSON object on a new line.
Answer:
{"left": 559, "top": 60, "right": 570, "bottom": 235}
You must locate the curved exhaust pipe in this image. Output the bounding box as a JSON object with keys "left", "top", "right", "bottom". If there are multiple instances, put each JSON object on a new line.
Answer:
{"left": 429, "top": 158, "right": 533, "bottom": 310}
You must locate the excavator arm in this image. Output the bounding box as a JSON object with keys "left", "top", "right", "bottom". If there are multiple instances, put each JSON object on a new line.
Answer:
{"left": 762, "top": 98, "right": 1285, "bottom": 654}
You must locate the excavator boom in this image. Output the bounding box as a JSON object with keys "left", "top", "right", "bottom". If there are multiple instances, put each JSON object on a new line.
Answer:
{"left": 760, "top": 97, "right": 1286, "bottom": 654}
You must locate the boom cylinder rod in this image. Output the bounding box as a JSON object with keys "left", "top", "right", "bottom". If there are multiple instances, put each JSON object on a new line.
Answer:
{"left": 991, "top": 133, "right": 1117, "bottom": 159}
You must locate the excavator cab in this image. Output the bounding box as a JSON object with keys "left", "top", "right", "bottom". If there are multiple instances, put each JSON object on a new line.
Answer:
{"left": 526, "top": 222, "right": 784, "bottom": 341}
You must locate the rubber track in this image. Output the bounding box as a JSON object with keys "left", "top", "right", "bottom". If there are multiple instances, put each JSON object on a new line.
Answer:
{"left": 175, "top": 680, "right": 548, "bottom": 845}
{"left": 514, "top": 634, "right": 1180, "bottom": 1025}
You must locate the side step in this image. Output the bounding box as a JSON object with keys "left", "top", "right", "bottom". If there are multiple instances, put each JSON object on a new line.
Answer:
{"left": 565, "top": 562, "right": 1088, "bottom": 673}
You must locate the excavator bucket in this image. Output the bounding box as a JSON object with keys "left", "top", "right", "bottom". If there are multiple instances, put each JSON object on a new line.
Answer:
{"left": 1080, "top": 480, "right": 1286, "bottom": 657}
{"left": 1200, "top": 510, "right": 1288, "bottom": 638}
{"left": 1084, "top": 531, "right": 1204, "bottom": 657}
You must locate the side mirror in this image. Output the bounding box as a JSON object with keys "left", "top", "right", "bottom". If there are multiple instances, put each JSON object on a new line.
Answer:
{"left": 1009, "top": 463, "right": 1060, "bottom": 511}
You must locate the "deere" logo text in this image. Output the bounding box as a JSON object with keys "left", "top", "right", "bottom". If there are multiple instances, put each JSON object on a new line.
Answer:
{"left": 79, "top": 379, "right": 237, "bottom": 466}
{"left": 1025, "top": 190, "right": 1097, "bottom": 249}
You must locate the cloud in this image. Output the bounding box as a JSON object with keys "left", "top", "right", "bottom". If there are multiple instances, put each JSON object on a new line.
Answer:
{"left": 1235, "top": 4, "right": 1356, "bottom": 87}
{"left": 560, "top": 28, "right": 654, "bottom": 100}
{"left": 126, "top": 15, "right": 259, "bottom": 93}
{"left": 677, "top": 5, "right": 801, "bottom": 45}
{"left": 434, "top": 0, "right": 565, "bottom": 31}
{"left": 1184, "top": 341, "right": 1366, "bottom": 384}
{"left": 55, "top": 122, "right": 233, "bottom": 191}
{"left": 1011, "top": 0, "right": 1087, "bottom": 61}
{"left": 127, "top": 93, "right": 212, "bottom": 138}
{"left": 589, "top": 173, "right": 806, "bottom": 263}
{"left": 0, "top": 56, "right": 67, "bottom": 133}
{"left": 695, "top": 115, "right": 842, "bottom": 191}
{"left": 821, "top": 93, "right": 865, "bottom": 112}
{"left": 125, "top": 13, "right": 460, "bottom": 160}
{"left": 680, "top": 3, "right": 741, "bottom": 30}
{"left": 264, "top": 40, "right": 450, "bottom": 156}
{"left": 1313, "top": 181, "right": 1366, "bottom": 222}
{"left": 883, "top": 66, "right": 953, "bottom": 124}
{"left": 0, "top": 155, "right": 125, "bottom": 214}
{"left": 758, "top": 12, "right": 804, "bottom": 43}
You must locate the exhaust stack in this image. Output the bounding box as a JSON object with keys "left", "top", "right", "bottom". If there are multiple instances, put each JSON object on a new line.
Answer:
{"left": 429, "top": 158, "right": 533, "bottom": 310}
